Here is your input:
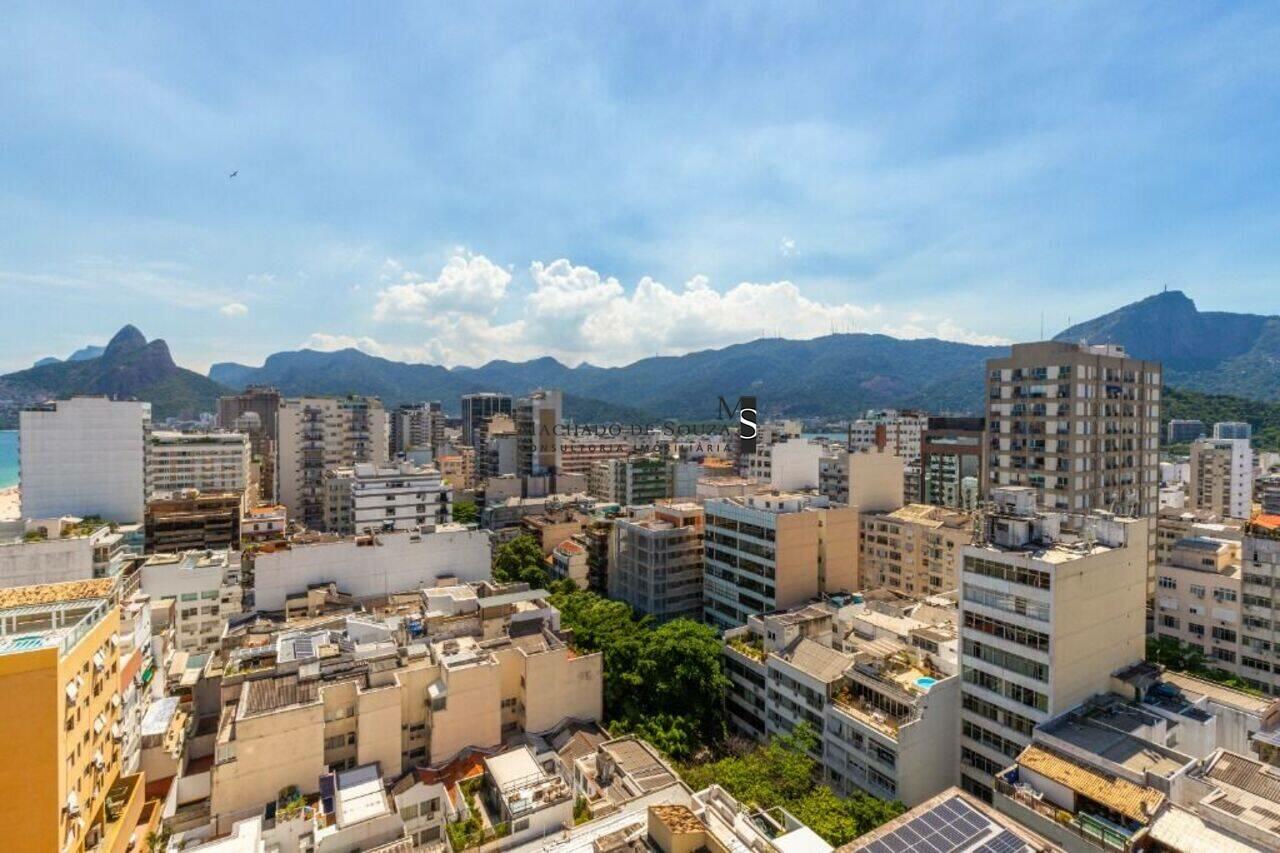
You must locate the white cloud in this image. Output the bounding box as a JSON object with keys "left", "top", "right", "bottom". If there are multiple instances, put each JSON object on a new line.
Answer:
{"left": 219, "top": 302, "right": 249, "bottom": 317}
{"left": 373, "top": 253, "right": 511, "bottom": 322}
{"left": 365, "top": 252, "right": 1009, "bottom": 367}
{"left": 780, "top": 237, "right": 797, "bottom": 257}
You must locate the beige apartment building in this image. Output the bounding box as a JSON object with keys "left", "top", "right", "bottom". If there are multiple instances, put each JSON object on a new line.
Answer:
{"left": 277, "top": 396, "right": 389, "bottom": 531}
{"left": 957, "top": 486, "right": 1149, "bottom": 802}
{"left": 1155, "top": 507, "right": 1244, "bottom": 568}
{"left": 1155, "top": 516, "right": 1280, "bottom": 695}
{"left": 985, "top": 341, "right": 1161, "bottom": 518}
{"left": 859, "top": 504, "right": 971, "bottom": 596}
{"left": 703, "top": 492, "right": 858, "bottom": 630}
{"left": 209, "top": 583, "right": 602, "bottom": 831}
{"left": 1189, "top": 436, "right": 1254, "bottom": 520}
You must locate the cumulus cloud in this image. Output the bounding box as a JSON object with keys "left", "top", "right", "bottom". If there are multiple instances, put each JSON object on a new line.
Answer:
{"left": 366, "top": 252, "right": 1005, "bottom": 366}
{"left": 219, "top": 302, "right": 249, "bottom": 317}
{"left": 373, "top": 253, "right": 511, "bottom": 322}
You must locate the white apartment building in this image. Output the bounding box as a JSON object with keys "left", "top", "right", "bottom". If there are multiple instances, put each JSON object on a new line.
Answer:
{"left": 847, "top": 410, "right": 928, "bottom": 464}
{"left": 147, "top": 430, "right": 251, "bottom": 495}
{"left": 1190, "top": 436, "right": 1253, "bottom": 520}
{"left": 0, "top": 517, "right": 126, "bottom": 587}
{"left": 324, "top": 461, "right": 452, "bottom": 535}
{"left": 389, "top": 400, "right": 444, "bottom": 454}
{"left": 140, "top": 549, "right": 244, "bottom": 653}
{"left": 251, "top": 525, "right": 491, "bottom": 612}
{"left": 957, "top": 486, "right": 1149, "bottom": 802}
{"left": 277, "top": 396, "right": 389, "bottom": 531}
{"left": 702, "top": 492, "right": 858, "bottom": 630}
{"left": 19, "top": 396, "right": 152, "bottom": 522}
{"left": 745, "top": 439, "right": 822, "bottom": 491}
{"left": 723, "top": 601, "right": 960, "bottom": 806}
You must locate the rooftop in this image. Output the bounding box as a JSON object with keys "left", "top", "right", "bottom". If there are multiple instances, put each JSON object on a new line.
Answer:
{"left": 1017, "top": 744, "right": 1164, "bottom": 824}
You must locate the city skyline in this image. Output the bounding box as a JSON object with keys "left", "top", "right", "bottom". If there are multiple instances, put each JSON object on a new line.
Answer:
{"left": 4, "top": 4, "right": 1280, "bottom": 372}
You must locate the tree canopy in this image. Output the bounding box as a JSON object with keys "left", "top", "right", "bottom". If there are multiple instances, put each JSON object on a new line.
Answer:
{"left": 680, "top": 723, "right": 905, "bottom": 847}
{"left": 492, "top": 535, "right": 551, "bottom": 588}
{"left": 549, "top": 587, "right": 728, "bottom": 759}
{"left": 453, "top": 499, "right": 479, "bottom": 525}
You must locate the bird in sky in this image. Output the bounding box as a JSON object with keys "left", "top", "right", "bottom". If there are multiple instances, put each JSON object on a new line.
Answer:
{"left": 229, "top": 170, "right": 238, "bottom": 178}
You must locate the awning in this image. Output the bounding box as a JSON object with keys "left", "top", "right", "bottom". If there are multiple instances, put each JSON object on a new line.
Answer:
{"left": 140, "top": 664, "right": 155, "bottom": 685}
{"left": 111, "top": 722, "right": 122, "bottom": 740}
{"left": 65, "top": 682, "right": 78, "bottom": 704}
{"left": 92, "top": 650, "right": 105, "bottom": 670}
{"left": 65, "top": 791, "right": 79, "bottom": 814}
{"left": 92, "top": 749, "right": 104, "bottom": 769}
{"left": 110, "top": 693, "right": 121, "bottom": 708}
{"left": 93, "top": 714, "right": 105, "bottom": 735}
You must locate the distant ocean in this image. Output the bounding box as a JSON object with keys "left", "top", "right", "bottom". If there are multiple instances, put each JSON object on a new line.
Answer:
{"left": 0, "top": 431, "right": 16, "bottom": 489}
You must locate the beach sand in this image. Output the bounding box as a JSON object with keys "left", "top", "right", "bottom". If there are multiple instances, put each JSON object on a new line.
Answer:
{"left": 0, "top": 486, "right": 19, "bottom": 521}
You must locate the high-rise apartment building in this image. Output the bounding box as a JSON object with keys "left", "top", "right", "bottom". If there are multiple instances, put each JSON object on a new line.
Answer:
{"left": 476, "top": 413, "right": 518, "bottom": 482}
{"left": 859, "top": 503, "right": 972, "bottom": 596}
{"left": 847, "top": 410, "right": 928, "bottom": 464}
{"left": 389, "top": 401, "right": 444, "bottom": 455}
{"left": 460, "top": 392, "right": 513, "bottom": 449}
{"left": 702, "top": 492, "right": 858, "bottom": 630}
{"left": 217, "top": 386, "right": 281, "bottom": 502}
{"left": 217, "top": 386, "right": 281, "bottom": 442}
{"left": 323, "top": 461, "right": 451, "bottom": 535}
{"left": 0, "top": 579, "right": 147, "bottom": 853}
{"left": 984, "top": 341, "right": 1161, "bottom": 517}
{"left": 144, "top": 490, "right": 242, "bottom": 553}
{"left": 608, "top": 503, "right": 704, "bottom": 622}
{"left": 1189, "top": 437, "right": 1253, "bottom": 520}
{"left": 277, "top": 396, "right": 388, "bottom": 530}
{"left": 920, "top": 417, "right": 984, "bottom": 509}
{"left": 20, "top": 396, "right": 152, "bottom": 523}
{"left": 588, "top": 455, "right": 672, "bottom": 505}
{"left": 1214, "top": 421, "right": 1252, "bottom": 441}
{"left": 146, "top": 431, "right": 251, "bottom": 495}
{"left": 1166, "top": 418, "right": 1207, "bottom": 444}
{"left": 515, "top": 388, "right": 562, "bottom": 479}
{"left": 957, "top": 486, "right": 1148, "bottom": 802}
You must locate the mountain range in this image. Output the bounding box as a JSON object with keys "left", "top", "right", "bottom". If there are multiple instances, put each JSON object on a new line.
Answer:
{"left": 0, "top": 326, "right": 228, "bottom": 427}
{"left": 4, "top": 290, "right": 1279, "bottom": 430}
{"left": 1054, "top": 290, "right": 1280, "bottom": 397}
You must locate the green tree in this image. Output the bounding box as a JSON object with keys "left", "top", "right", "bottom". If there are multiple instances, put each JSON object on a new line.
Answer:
{"left": 453, "top": 500, "right": 479, "bottom": 525}
{"left": 492, "top": 535, "right": 551, "bottom": 587}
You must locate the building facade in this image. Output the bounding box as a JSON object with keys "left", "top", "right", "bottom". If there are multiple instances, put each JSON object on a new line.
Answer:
{"left": 608, "top": 503, "right": 704, "bottom": 622}
{"left": 702, "top": 492, "right": 858, "bottom": 630}
{"left": 460, "top": 392, "right": 513, "bottom": 450}
{"left": 957, "top": 487, "right": 1149, "bottom": 802}
{"left": 19, "top": 397, "right": 152, "bottom": 523}
{"left": 859, "top": 503, "right": 971, "bottom": 596}
{"left": 277, "top": 396, "right": 389, "bottom": 531}
{"left": 984, "top": 341, "right": 1161, "bottom": 517}
{"left": 146, "top": 431, "right": 251, "bottom": 495}
{"left": 324, "top": 461, "right": 452, "bottom": 535}
{"left": 920, "top": 417, "right": 984, "bottom": 509}
{"left": 1189, "top": 437, "right": 1253, "bottom": 520}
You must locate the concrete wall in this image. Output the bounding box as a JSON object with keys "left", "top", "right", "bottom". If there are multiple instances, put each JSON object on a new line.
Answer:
{"left": 253, "top": 527, "right": 491, "bottom": 611}
{"left": 20, "top": 398, "right": 150, "bottom": 523}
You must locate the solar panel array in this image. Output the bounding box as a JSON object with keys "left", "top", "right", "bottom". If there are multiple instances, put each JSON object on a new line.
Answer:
{"left": 858, "top": 795, "right": 1029, "bottom": 853}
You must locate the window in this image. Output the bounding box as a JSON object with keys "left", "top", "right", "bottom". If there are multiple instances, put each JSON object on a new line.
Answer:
{"left": 1189, "top": 585, "right": 1205, "bottom": 599}
{"left": 1188, "top": 623, "right": 1205, "bottom": 637}
{"left": 1160, "top": 615, "right": 1179, "bottom": 630}
{"left": 1158, "top": 576, "right": 1177, "bottom": 590}
{"left": 1214, "top": 589, "right": 1238, "bottom": 603}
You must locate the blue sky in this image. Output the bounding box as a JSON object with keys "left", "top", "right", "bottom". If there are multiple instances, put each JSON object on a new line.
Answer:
{"left": 3, "top": 2, "right": 1279, "bottom": 373}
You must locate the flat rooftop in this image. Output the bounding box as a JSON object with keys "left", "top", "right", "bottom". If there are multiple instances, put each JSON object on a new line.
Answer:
{"left": 1040, "top": 711, "right": 1189, "bottom": 780}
